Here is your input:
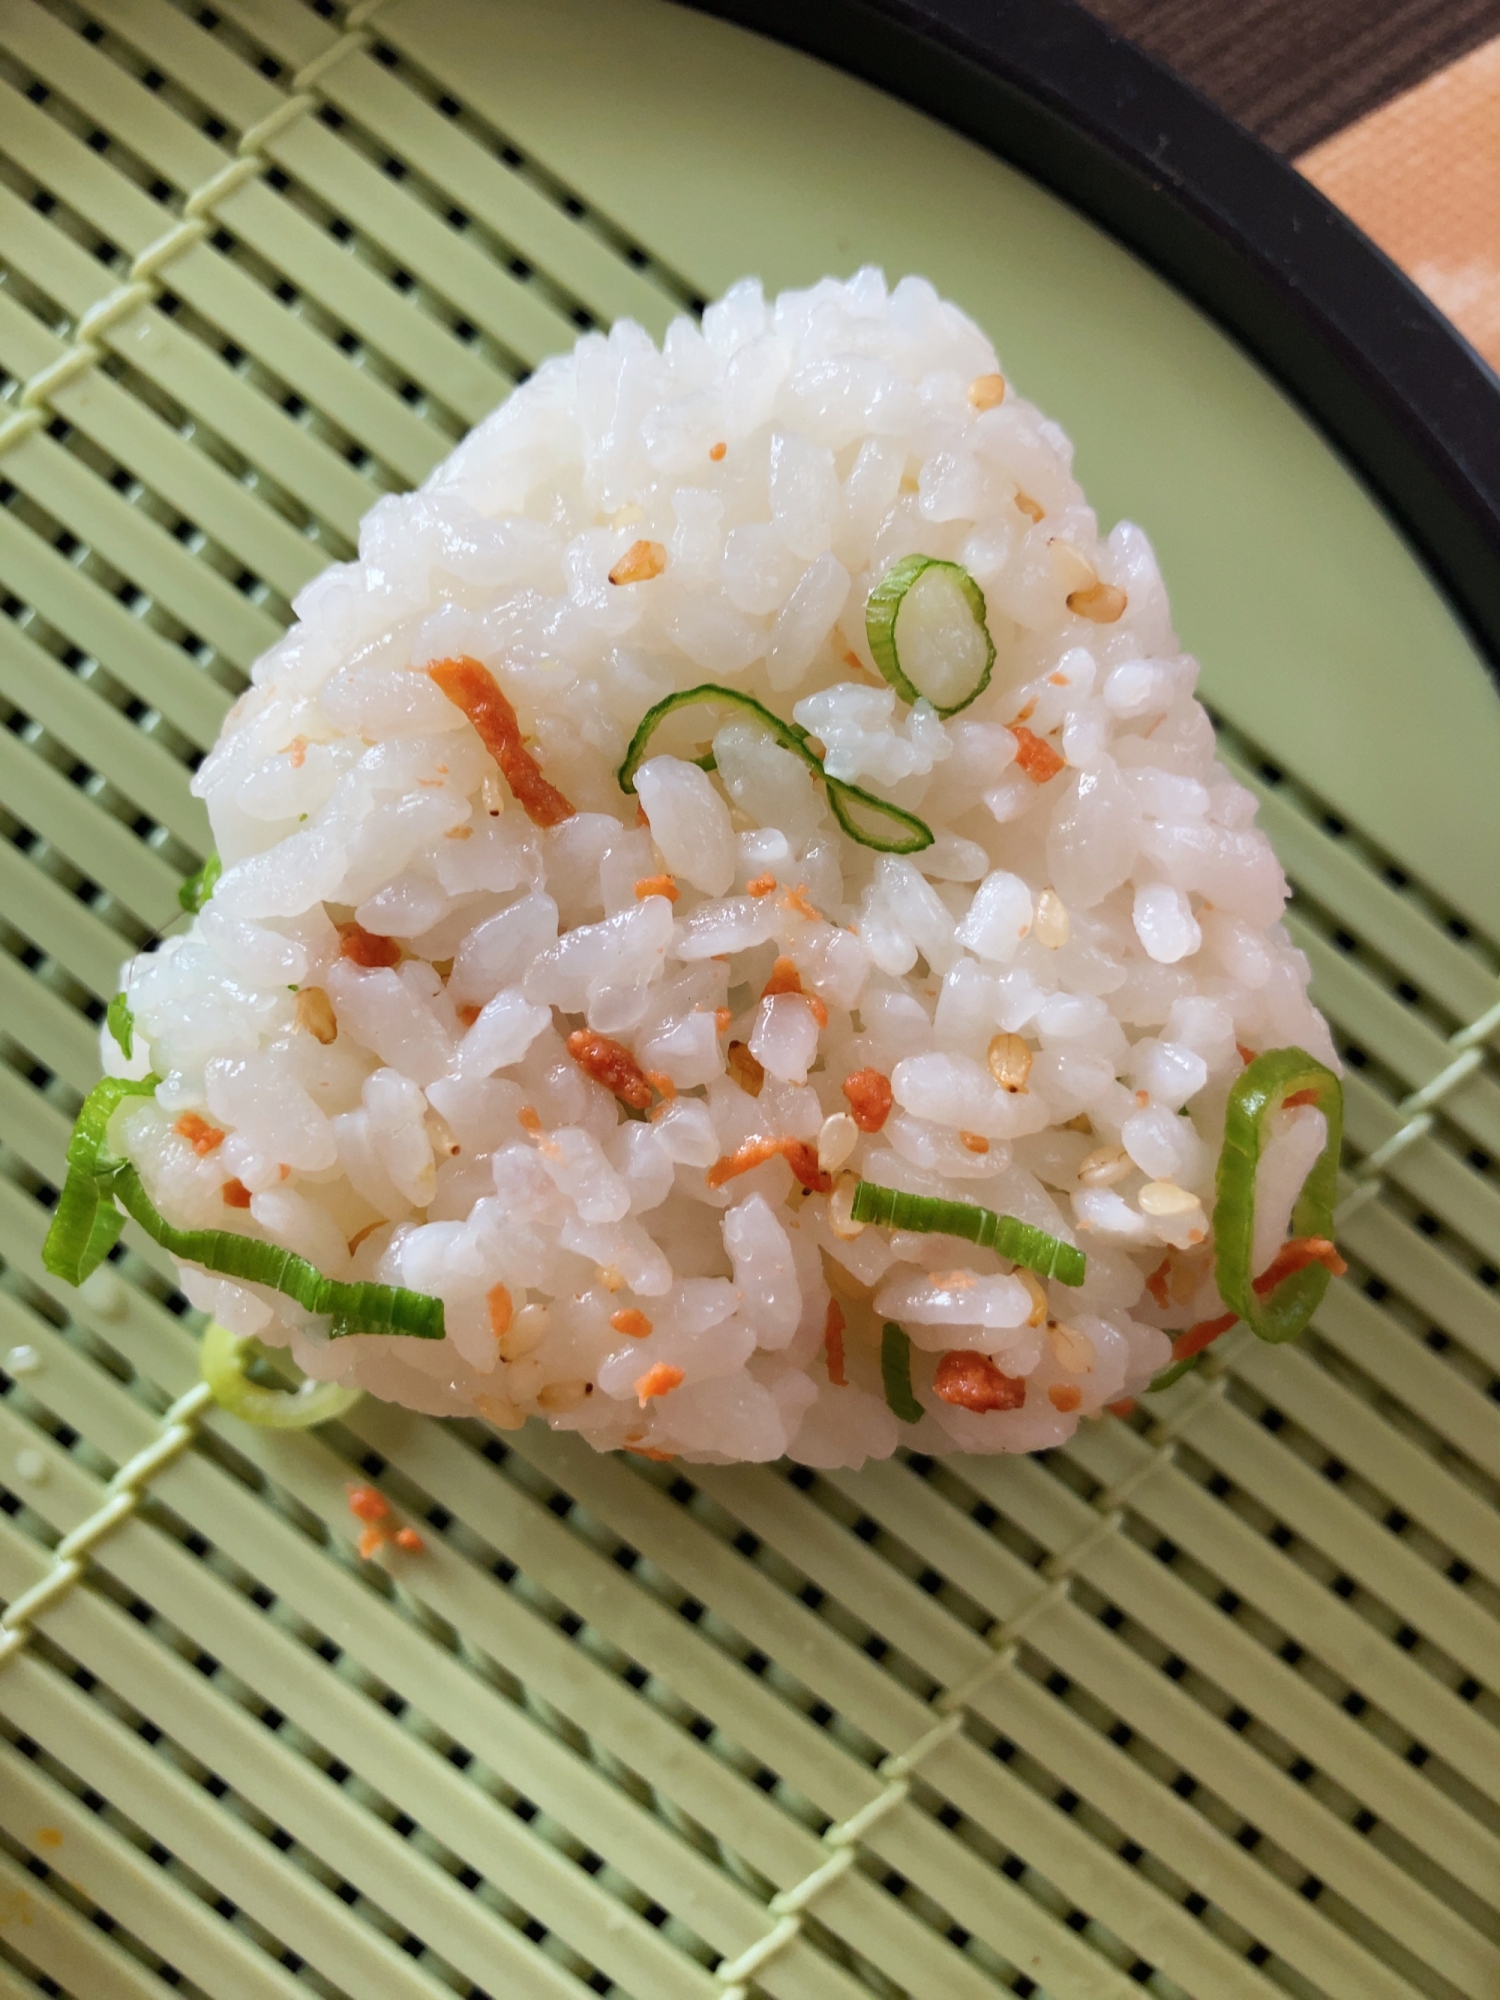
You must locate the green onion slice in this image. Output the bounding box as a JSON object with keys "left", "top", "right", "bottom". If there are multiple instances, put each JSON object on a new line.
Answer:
{"left": 200, "top": 1320, "right": 363, "bottom": 1428}
{"left": 1214, "top": 1047, "right": 1343, "bottom": 1344}
{"left": 851, "top": 1180, "right": 1086, "bottom": 1286}
{"left": 880, "top": 1321, "right": 924, "bottom": 1424}
{"left": 106, "top": 992, "right": 134, "bottom": 1061}
{"left": 178, "top": 852, "right": 221, "bottom": 914}
{"left": 1145, "top": 1354, "right": 1200, "bottom": 1395}
{"left": 618, "top": 682, "right": 933, "bottom": 855}
{"left": 865, "top": 555, "right": 996, "bottom": 717}
{"left": 43, "top": 1075, "right": 444, "bottom": 1340}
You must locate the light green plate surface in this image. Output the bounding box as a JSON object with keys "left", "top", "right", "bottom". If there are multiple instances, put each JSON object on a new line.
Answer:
{"left": 0, "top": 4, "right": 1496, "bottom": 1999}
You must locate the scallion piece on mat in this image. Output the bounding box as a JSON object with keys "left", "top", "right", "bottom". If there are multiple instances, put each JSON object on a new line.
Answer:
{"left": 865, "top": 554, "right": 996, "bottom": 716}
{"left": 851, "top": 1180, "right": 1086, "bottom": 1285}
{"left": 43, "top": 1076, "right": 445, "bottom": 1340}
{"left": 178, "top": 851, "right": 221, "bottom": 914}
{"left": 1213, "top": 1047, "right": 1343, "bottom": 1343}
{"left": 880, "top": 1321, "right": 924, "bottom": 1423}
{"left": 618, "top": 683, "right": 934, "bottom": 854}
{"left": 106, "top": 992, "right": 134, "bottom": 1061}
{"left": 200, "top": 1320, "right": 363, "bottom": 1428}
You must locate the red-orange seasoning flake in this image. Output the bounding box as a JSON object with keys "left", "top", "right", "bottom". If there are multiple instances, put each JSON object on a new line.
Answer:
{"left": 782, "top": 883, "right": 819, "bottom": 921}
{"left": 934, "top": 1350, "right": 1027, "bottom": 1412}
{"left": 958, "top": 1130, "right": 989, "bottom": 1155}
{"left": 1145, "top": 1255, "right": 1173, "bottom": 1310}
{"left": 708, "top": 441, "right": 728, "bottom": 462}
{"left": 644, "top": 1070, "right": 677, "bottom": 1102}
{"left": 357, "top": 1525, "right": 386, "bottom": 1562}
{"left": 393, "top": 1527, "right": 425, "bottom": 1553}
{"left": 518, "top": 1106, "right": 543, "bottom": 1136}
{"left": 713, "top": 1007, "right": 732, "bottom": 1033}
{"left": 1282, "top": 1088, "right": 1319, "bottom": 1109}
{"left": 338, "top": 923, "right": 401, "bottom": 968}
{"left": 1169, "top": 1311, "right": 1239, "bottom": 1364}
{"left": 1236, "top": 1042, "right": 1256, "bottom": 1066}
{"left": 285, "top": 735, "right": 308, "bottom": 768}
{"left": 1048, "top": 1383, "right": 1082, "bottom": 1412}
{"left": 824, "top": 1298, "right": 847, "bottom": 1387}
{"left": 1011, "top": 725, "right": 1066, "bottom": 784}
{"left": 221, "top": 1178, "right": 253, "bottom": 1209}
{"left": 428, "top": 655, "right": 576, "bottom": 828}
{"left": 634, "top": 873, "right": 680, "bottom": 903}
{"left": 635, "top": 1361, "right": 684, "bottom": 1405}
{"left": 706, "top": 1134, "right": 833, "bottom": 1195}
{"left": 486, "top": 1284, "right": 513, "bottom": 1340}
{"left": 457, "top": 1003, "right": 483, "bottom": 1028}
{"left": 567, "top": 1029, "right": 654, "bottom": 1111}
{"left": 625, "top": 1444, "right": 675, "bottom": 1461}
{"left": 745, "top": 872, "right": 777, "bottom": 897}
{"left": 611, "top": 1308, "right": 653, "bottom": 1339}
{"left": 761, "top": 953, "right": 827, "bottom": 1026}
{"left": 1252, "top": 1236, "right": 1346, "bottom": 1296}
{"left": 842, "top": 1068, "right": 893, "bottom": 1134}
{"left": 174, "top": 1112, "right": 224, "bottom": 1156}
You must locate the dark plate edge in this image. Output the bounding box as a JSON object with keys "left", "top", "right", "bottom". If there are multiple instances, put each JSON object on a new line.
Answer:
{"left": 680, "top": 0, "right": 1500, "bottom": 681}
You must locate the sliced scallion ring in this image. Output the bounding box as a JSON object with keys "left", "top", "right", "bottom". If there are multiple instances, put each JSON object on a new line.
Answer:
{"left": 618, "top": 682, "right": 934, "bottom": 854}
{"left": 866, "top": 555, "right": 996, "bottom": 717}
{"left": 881, "top": 1321, "right": 924, "bottom": 1424}
{"left": 850, "top": 1179, "right": 1086, "bottom": 1285}
{"left": 200, "top": 1320, "right": 363, "bottom": 1429}
{"left": 43, "top": 1075, "right": 445, "bottom": 1339}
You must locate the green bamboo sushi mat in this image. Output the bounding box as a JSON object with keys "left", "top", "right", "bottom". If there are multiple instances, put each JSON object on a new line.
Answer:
{"left": 0, "top": 1, "right": 1496, "bottom": 1996}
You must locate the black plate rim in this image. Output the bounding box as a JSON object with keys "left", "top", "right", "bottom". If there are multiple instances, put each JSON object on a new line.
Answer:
{"left": 682, "top": 0, "right": 1500, "bottom": 684}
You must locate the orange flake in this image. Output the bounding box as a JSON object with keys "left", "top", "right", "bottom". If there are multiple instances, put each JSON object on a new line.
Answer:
{"left": 35, "top": 1827, "right": 62, "bottom": 1849}
{"left": 338, "top": 923, "right": 401, "bottom": 969}
{"left": 357, "top": 1525, "right": 386, "bottom": 1561}
{"left": 635, "top": 1361, "right": 684, "bottom": 1405}
{"left": 1252, "top": 1236, "right": 1346, "bottom": 1297}
{"left": 824, "top": 1298, "right": 847, "bottom": 1387}
{"left": 934, "top": 1349, "right": 1026, "bottom": 1412}
{"left": 1011, "top": 725, "right": 1065, "bottom": 784}
{"left": 428, "top": 656, "right": 576, "bottom": 828}
{"left": 1108, "top": 1397, "right": 1137, "bottom": 1417}
{"left": 706, "top": 1134, "right": 833, "bottom": 1194}
{"left": 1048, "top": 1383, "right": 1082, "bottom": 1412}
{"left": 762, "top": 956, "right": 804, "bottom": 999}
{"left": 518, "top": 1105, "right": 543, "bottom": 1136}
{"left": 782, "top": 882, "right": 819, "bottom": 921}
{"left": 625, "top": 1444, "right": 675, "bottom": 1460}
{"left": 1135, "top": 1089, "right": 1150, "bottom": 1107}
{"left": 709, "top": 440, "right": 727, "bottom": 462}
{"left": 1046, "top": 672, "right": 1069, "bottom": 686}
{"left": 393, "top": 1527, "right": 425, "bottom": 1553}
{"left": 959, "top": 1130, "right": 989, "bottom": 1154}
{"left": 1014, "top": 490, "right": 1046, "bottom": 524}
{"left": 487, "top": 1284, "right": 513, "bottom": 1339}
{"left": 610, "top": 1308, "right": 653, "bottom": 1338}
{"left": 285, "top": 735, "right": 308, "bottom": 768}
{"left": 221, "top": 1178, "right": 253, "bottom": 1209}
{"left": 634, "top": 873, "right": 680, "bottom": 903}
{"left": 746, "top": 873, "right": 778, "bottom": 897}
{"left": 644, "top": 1070, "right": 677, "bottom": 1101}
{"left": 174, "top": 1112, "right": 224, "bottom": 1156}
{"left": 567, "top": 1029, "right": 654, "bottom": 1110}
{"left": 347, "top": 1485, "right": 391, "bottom": 1524}
{"left": 930, "top": 1269, "right": 976, "bottom": 1290}
{"left": 1237, "top": 1043, "right": 1256, "bottom": 1066}
{"left": 714, "top": 1007, "right": 732, "bottom": 1033}
{"left": 841, "top": 1068, "right": 893, "bottom": 1134}
{"left": 1282, "top": 1087, "right": 1319, "bottom": 1108}
{"left": 457, "top": 1002, "right": 482, "bottom": 1027}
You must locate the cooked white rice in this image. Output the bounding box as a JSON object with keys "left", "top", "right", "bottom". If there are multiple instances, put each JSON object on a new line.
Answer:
{"left": 106, "top": 269, "right": 1337, "bottom": 1466}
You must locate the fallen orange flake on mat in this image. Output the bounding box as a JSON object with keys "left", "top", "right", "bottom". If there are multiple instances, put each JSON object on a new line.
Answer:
{"left": 347, "top": 1485, "right": 391, "bottom": 1524}
{"left": 429, "top": 656, "right": 576, "bottom": 827}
